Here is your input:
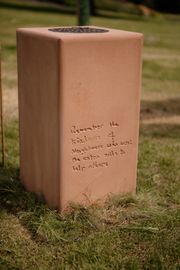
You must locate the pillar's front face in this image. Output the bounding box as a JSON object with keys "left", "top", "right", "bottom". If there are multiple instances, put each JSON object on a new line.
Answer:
{"left": 58, "top": 28, "right": 143, "bottom": 209}
{"left": 17, "top": 27, "right": 143, "bottom": 211}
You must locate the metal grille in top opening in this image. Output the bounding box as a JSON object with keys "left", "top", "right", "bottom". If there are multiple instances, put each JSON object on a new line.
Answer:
{"left": 48, "top": 27, "right": 109, "bottom": 34}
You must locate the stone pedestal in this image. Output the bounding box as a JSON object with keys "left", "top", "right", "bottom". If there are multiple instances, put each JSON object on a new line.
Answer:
{"left": 17, "top": 26, "right": 143, "bottom": 211}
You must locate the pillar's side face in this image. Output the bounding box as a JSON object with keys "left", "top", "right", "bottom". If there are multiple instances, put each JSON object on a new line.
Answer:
{"left": 17, "top": 31, "right": 60, "bottom": 208}
{"left": 59, "top": 34, "right": 143, "bottom": 209}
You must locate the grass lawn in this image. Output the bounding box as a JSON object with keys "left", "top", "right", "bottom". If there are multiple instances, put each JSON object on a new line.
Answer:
{"left": 0, "top": 1, "right": 180, "bottom": 269}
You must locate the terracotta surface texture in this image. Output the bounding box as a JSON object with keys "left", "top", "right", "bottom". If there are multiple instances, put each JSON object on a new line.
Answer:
{"left": 17, "top": 26, "right": 143, "bottom": 211}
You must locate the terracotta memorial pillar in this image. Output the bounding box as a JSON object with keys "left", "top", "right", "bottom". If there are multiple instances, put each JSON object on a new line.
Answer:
{"left": 17, "top": 26, "right": 143, "bottom": 211}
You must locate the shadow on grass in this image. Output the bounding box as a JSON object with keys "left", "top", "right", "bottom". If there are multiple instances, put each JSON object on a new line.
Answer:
{"left": 140, "top": 98, "right": 180, "bottom": 138}
{"left": 141, "top": 98, "right": 180, "bottom": 120}
{"left": 5, "top": 45, "right": 16, "bottom": 52}
{"left": 0, "top": 166, "right": 56, "bottom": 242}
{"left": 0, "top": 165, "right": 101, "bottom": 243}
{"left": 0, "top": 166, "right": 40, "bottom": 214}
{"left": 96, "top": 10, "right": 147, "bottom": 22}
{"left": 0, "top": 1, "right": 147, "bottom": 22}
{"left": 0, "top": 1, "right": 75, "bottom": 15}
{"left": 140, "top": 123, "right": 180, "bottom": 139}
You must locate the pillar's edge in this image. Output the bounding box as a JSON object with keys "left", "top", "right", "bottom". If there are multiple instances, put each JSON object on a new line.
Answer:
{"left": 16, "top": 26, "right": 143, "bottom": 42}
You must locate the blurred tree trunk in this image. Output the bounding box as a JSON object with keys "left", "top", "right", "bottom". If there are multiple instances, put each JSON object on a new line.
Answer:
{"left": 77, "top": 0, "right": 90, "bottom": 26}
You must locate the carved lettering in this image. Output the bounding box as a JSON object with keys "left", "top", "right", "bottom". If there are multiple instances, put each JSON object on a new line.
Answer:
{"left": 71, "top": 124, "right": 104, "bottom": 134}
{"left": 104, "top": 150, "right": 118, "bottom": 157}
{"left": 109, "top": 121, "right": 119, "bottom": 127}
{"left": 107, "top": 142, "right": 118, "bottom": 147}
{"left": 72, "top": 165, "right": 86, "bottom": 172}
{"left": 71, "top": 135, "right": 101, "bottom": 145}
{"left": 70, "top": 121, "right": 133, "bottom": 172}
{"left": 82, "top": 154, "right": 100, "bottom": 161}
{"left": 72, "top": 144, "right": 104, "bottom": 155}
{"left": 120, "top": 140, "right": 133, "bottom": 146}
{"left": 72, "top": 157, "right": 81, "bottom": 163}
{"left": 88, "top": 161, "right": 108, "bottom": 169}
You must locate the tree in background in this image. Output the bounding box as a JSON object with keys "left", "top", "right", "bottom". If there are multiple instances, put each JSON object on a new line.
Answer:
{"left": 154, "top": 0, "right": 180, "bottom": 14}
{"left": 77, "top": 0, "right": 90, "bottom": 26}
{"left": 90, "top": 0, "right": 96, "bottom": 16}
{"left": 129, "top": 0, "right": 180, "bottom": 13}
{"left": 39, "top": 0, "right": 180, "bottom": 15}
